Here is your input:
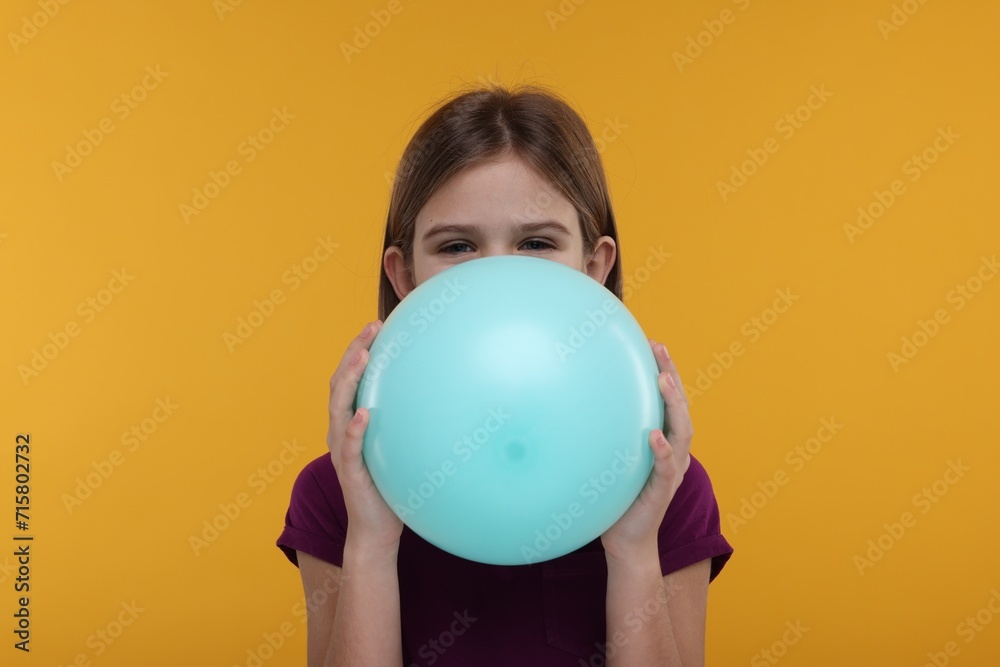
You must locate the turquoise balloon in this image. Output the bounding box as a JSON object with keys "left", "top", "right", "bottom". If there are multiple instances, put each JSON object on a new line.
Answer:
{"left": 356, "top": 255, "right": 663, "bottom": 565}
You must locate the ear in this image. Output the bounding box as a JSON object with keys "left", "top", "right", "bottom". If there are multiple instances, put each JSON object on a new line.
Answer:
{"left": 585, "top": 235, "right": 617, "bottom": 286}
{"left": 384, "top": 245, "right": 417, "bottom": 301}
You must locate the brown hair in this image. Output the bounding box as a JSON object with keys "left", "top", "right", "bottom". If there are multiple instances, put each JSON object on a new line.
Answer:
{"left": 378, "top": 82, "right": 623, "bottom": 322}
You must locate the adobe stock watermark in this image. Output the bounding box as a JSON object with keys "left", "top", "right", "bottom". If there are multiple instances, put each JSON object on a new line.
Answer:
{"left": 55, "top": 600, "right": 145, "bottom": 665}
{"left": 291, "top": 565, "right": 341, "bottom": 625}
{"left": 408, "top": 609, "right": 478, "bottom": 667}
{"left": 213, "top": 0, "right": 247, "bottom": 21}
{"left": 179, "top": 106, "right": 295, "bottom": 224}
{"left": 725, "top": 416, "right": 843, "bottom": 534}
{"left": 61, "top": 397, "right": 179, "bottom": 514}
{"left": 578, "top": 578, "right": 684, "bottom": 666}
{"left": 716, "top": 85, "right": 833, "bottom": 202}
{"left": 585, "top": 116, "right": 628, "bottom": 158}
{"left": 0, "top": 556, "right": 15, "bottom": 585}
{"left": 361, "top": 275, "right": 469, "bottom": 377}
{"left": 237, "top": 568, "right": 341, "bottom": 666}
{"left": 222, "top": 235, "right": 339, "bottom": 352}
{"left": 877, "top": 0, "right": 931, "bottom": 40}
{"left": 520, "top": 448, "right": 642, "bottom": 564}
{"left": 8, "top": 0, "right": 73, "bottom": 54}
{"left": 672, "top": 0, "right": 753, "bottom": 72}
{"left": 844, "top": 126, "right": 959, "bottom": 243}
{"left": 886, "top": 254, "right": 997, "bottom": 372}
{"left": 852, "top": 459, "right": 970, "bottom": 576}
{"left": 188, "top": 439, "right": 306, "bottom": 556}
{"left": 555, "top": 299, "right": 621, "bottom": 362}
{"left": 340, "top": 0, "right": 412, "bottom": 63}
{"left": 392, "top": 407, "right": 511, "bottom": 519}
{"left": 920, "top": 588, "right": 1000, "bottom": 667}
{"left": 51, "top": 65, "right": 169, "bottom": 183}
{"left": 545, "top": 0, "right": 588, "bottom": 30}
{"left": 683, "top": 288, "right": 799, "bottom": 401}
{"left": 750, "top": 620, "right": 809, "bottom": 666}
{"left": 17, "top": 268, "right": 135, "bottom": 386}
{"left": 621, "top": 246, "right": 672, "bottom": 301}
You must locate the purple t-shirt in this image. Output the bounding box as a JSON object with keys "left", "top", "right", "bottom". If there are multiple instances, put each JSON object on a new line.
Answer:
{"left": 277, "top": 452, "right": 733, "bottom": 666}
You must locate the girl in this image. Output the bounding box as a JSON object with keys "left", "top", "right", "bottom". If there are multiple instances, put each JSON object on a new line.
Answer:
{"left": 277, "top": 83, "right": 734, "bottom": 667}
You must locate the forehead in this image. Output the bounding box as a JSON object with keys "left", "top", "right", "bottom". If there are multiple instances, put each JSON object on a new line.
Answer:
{"left": 414, "top": 155, "right": 578, "bottom": 237}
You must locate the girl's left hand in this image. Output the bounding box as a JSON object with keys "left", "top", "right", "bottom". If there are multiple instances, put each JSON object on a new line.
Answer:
{"left": 601, "top": 340, "right": 693, "bottom": 561}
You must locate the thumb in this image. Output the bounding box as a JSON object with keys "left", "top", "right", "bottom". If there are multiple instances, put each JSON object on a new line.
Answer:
{"left": 341, "top": 407, "right": 371, "bottom": 480}
{"left": 645, "top": 430, "right": 677, "bottom": 500}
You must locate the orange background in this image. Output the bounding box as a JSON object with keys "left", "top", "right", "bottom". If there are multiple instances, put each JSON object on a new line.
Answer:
{"left": 2, "top": 0, "right": 998, "bottom": 665}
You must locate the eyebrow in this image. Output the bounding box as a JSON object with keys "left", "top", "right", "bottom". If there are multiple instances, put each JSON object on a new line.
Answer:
{"left": 421, "top": 220, "right": 573, "bottom": 243}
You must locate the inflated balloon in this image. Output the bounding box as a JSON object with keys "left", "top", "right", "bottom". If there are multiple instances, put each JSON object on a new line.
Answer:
{"left": 356, "top": 255, "right": 663, "bottom": 565}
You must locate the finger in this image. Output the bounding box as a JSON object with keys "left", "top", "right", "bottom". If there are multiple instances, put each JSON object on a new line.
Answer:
{"left": 648, "top": 339, "right": 688, "bottom": 405}
{"left": 657, "top": 368, "right": 693, "bottom": 451}
{"left": 649, "top": 342, "right": 693, "bottom": 443}
{"left": 339, "top": 406, "right": 372, "bottom": 481}
{"left": 327, "top": 321, "right": 383, "bottom": 460}
{"left": 333, "top": 319, "right": 383, "bottom": 383}
{"left": 329, "top": 320, "right": 383, "bottom": 425}
{"left": 641, "top": 430, "right": 678, "bottom": 504}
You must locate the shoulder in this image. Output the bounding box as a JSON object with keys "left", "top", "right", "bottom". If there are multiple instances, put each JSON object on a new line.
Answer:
{"left": 292, "top": 452, "right": 342, "bottom": 496}
{"left": 665, "top": 454, "right": 717, "bottom": 518}
{"left": 657, "top": 454, "right": 734, "bottom": 582}
{"left": 275, "top": 453, "right": 349, "bottom": 567}
{"left": 287, "top": 453, "right": 345, "bottom": 516}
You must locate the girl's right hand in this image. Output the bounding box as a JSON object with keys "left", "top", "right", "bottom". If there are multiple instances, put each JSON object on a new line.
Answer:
{"left": 327, "top": 320, "right": 404, "bottom": 553}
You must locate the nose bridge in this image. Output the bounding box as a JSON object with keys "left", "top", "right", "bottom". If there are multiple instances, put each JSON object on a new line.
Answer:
{"left": 478, "top": 241, "right": 517, "bottom": 258}
{"left": 475, "top": 223, "right": 520, "bottom": 257}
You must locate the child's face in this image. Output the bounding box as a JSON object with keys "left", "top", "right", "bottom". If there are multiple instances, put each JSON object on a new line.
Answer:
{"left": 384, "top": 153, "right": 616, "bottom": 300}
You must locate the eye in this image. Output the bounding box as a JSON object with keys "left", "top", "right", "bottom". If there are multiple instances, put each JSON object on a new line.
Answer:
{"left": 439, "top": 242, "right": 473, "bottom": 255}
{"left": 437, "top": 239, "right": 555, "bottom": 255}
{"left": 521, "top": 239, "right": 554, "bottom": 251}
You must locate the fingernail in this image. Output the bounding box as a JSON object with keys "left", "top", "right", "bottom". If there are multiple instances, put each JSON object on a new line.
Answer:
{"left": 350, "top": 349, "right": 362, "bottom": 365}
{"left": 665, "top": 373, "right": 676, "bottom": 389}
{"left": 659, "top": 344, "right": 670, "bottom": 360}
{"left": 352, "top": 409, "right": 363, "bottom": 423}
{"left": 360, "top": 322, "right": 372, "bottom": 337}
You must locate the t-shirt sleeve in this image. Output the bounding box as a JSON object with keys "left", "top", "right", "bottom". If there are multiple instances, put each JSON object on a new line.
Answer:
{"left": 657, "top": 454, "right": 734, "bottom": 582}
{"left": 276, "top": 453, "right": 349, "bottom": 568}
